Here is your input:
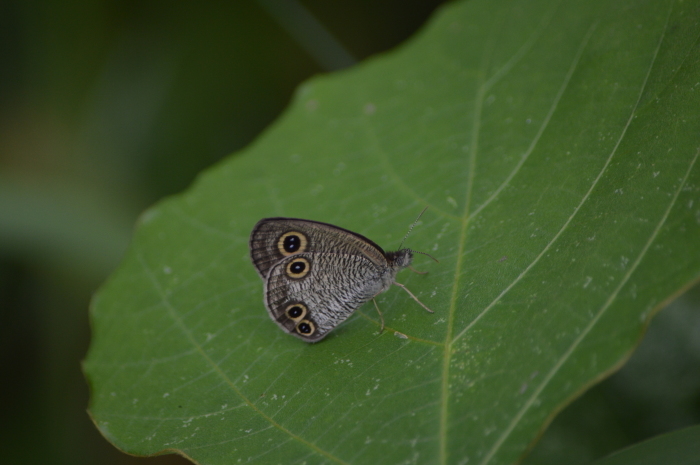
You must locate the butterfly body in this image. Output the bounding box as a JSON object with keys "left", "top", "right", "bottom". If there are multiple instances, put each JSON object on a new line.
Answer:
{"left": 250, "top": 218, "right": 416, "bottom": 342}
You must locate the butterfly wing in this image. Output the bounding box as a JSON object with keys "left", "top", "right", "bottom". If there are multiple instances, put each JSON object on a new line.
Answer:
{"left": 264, "top": 252, "right": 387, "bottom": 342}
{"left": 249, "top": 218, "right": 387, "bottom": 279}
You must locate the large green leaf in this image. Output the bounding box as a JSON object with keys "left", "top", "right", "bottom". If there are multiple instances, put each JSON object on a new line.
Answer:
{"left": 83, "top": 0, "right": 700, "bottom": 464}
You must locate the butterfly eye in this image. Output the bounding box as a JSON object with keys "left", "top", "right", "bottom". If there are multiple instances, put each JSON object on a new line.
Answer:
{"left": 277, "top": 231, "right": 307, "bottom": 256}
{"left": 285, "top": 303, "right": 307, "bottom": 321}
{"left": 285, "top": 257, "right": 310, "bottom": 279}
{"left": 296, "top": 320, "right": 316, "bottom": 336}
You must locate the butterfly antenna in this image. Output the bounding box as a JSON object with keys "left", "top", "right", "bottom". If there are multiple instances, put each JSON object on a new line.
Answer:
{"left": 411, "top": 249, "right": 439, "bottom": 263}
{"left": 398, "top": 207, "right": 428, "bottom": 250}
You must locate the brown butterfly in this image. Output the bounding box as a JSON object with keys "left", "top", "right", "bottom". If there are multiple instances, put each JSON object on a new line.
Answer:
{"left": 249, "top": 211, "right": 436, "bottom": 342}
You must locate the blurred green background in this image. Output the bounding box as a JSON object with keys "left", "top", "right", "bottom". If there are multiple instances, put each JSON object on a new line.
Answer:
{"left": 1, "top": 1, "right": 698, "bottom": 464}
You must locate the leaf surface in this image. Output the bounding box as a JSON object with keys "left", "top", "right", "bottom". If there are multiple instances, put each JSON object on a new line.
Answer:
{"left": 84, "top": 0, "right": 700, "bottom": 464}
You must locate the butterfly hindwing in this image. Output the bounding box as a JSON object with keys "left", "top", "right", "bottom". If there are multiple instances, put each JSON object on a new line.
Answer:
{"left": 264, "top": 252, "right": 385, "bottom": 341}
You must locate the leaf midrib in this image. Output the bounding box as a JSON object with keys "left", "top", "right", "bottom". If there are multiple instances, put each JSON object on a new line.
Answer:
{"left": 438, "top": 4, "right": 568, "bottom": 463}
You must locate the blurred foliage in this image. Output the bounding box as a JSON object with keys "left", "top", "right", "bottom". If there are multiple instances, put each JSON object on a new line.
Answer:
{"left": 589, "top": 424, "right": 700, "bottom": 465}
{"left": 1, "top": 0, "right": 698, "bottom": 464}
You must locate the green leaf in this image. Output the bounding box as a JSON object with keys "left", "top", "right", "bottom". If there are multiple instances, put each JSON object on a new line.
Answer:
{"left": 591, "top": 425, "right": 700, "bottom": 465}
{"left": 83, "top": 0, "right": 700, "bottom": 464}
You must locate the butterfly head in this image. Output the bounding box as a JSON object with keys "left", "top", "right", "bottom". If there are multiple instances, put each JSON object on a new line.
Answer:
{"left": 386, "top": 249, "right": 414, "bottom": 269}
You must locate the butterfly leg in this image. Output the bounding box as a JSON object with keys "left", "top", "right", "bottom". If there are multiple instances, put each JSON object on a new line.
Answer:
{"left": 393, "top": 282, "right": 434, "bottom": 313}
{"left": 372, "top": 298, "right": 385, "bottom": 333}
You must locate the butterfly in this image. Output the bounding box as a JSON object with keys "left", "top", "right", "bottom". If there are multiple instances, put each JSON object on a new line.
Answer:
{"left": 249, "top": 212, "right": 436, "bottom": 342}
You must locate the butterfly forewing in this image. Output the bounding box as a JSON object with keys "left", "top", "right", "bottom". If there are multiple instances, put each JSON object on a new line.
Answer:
{"left": 250, "top": 218, "right": 387, "bottom": 279}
